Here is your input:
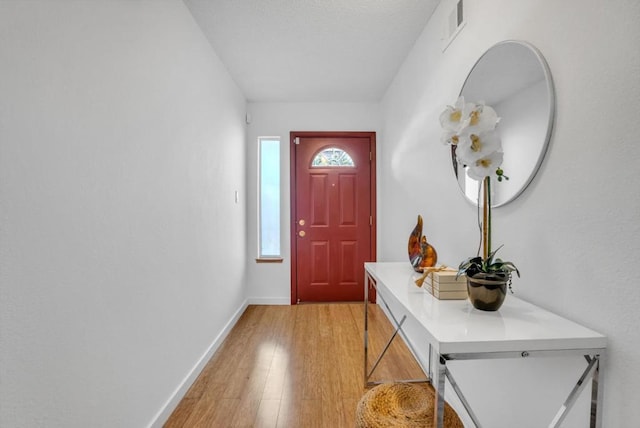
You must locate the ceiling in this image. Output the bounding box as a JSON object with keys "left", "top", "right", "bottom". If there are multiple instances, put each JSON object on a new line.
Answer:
{"left": 184, "top": 0, "right": 440, "bottom": 103}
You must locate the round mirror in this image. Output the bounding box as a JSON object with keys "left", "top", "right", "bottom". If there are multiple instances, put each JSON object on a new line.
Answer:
{"left": 453, "top": 40, "right": 555, "bottom": 207}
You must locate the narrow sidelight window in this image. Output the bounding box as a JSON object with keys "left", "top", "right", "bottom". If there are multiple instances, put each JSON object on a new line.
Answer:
{"left": 258, "top": 137, "right": 281, "bottom": 258}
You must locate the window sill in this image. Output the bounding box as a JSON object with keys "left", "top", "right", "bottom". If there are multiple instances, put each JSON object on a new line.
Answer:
{"left": 255, "top": 257, "right": 284, "bottom": 263}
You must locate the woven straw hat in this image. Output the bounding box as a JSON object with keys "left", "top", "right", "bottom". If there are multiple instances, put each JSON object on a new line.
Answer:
{"left": 355, "top": 382, "right": 464, "bottom": 427}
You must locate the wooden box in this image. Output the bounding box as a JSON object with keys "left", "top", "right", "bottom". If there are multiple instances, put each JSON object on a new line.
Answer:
{"left": 424, "top": 268, "right": 468, "bottom": 300}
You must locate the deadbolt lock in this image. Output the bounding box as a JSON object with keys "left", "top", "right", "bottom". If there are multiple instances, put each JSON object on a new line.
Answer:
{"left": 299, "top": 219, "right": 305, "bottom": 226}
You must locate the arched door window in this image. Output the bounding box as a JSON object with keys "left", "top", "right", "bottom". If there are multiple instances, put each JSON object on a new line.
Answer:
{"left": 311, "top": 147, "right": 355, "bottom": 167}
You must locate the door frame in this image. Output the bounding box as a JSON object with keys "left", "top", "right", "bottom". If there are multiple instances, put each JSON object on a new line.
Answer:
{"left": 289, "top": 131, "right": 377, "bottom": 304}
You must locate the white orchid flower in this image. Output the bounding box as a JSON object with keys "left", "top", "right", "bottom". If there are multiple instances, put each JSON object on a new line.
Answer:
{"left": 466, "top": 151, "right": 504, "bottom": 180}
{"left": 440, "top": 98, "right": 508, "bottom": 182}
{"left": 440, "top": 98, "right": 500, "bottom": 147}
{"left": 455, "top": 129, "right": 502, "bottom": 164}
{"left": 460, "top": 102, "right": 500, "bottom": 134}
{"left": 439, "top": 96, "right": 475, "bottom": 132}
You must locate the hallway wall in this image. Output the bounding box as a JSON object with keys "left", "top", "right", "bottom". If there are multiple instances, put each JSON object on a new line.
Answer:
{"left": 0, "top": 1, "right": 247, "bottom": 426}
{"left": 379, "top": 0, "right": 640, "bottom": 426}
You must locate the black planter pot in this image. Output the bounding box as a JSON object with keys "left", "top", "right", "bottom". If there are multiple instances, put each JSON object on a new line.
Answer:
{"left": 466, "top": 273, "right": 508, "bottom": 311}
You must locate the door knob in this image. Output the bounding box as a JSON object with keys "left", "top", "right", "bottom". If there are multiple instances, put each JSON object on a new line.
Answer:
{"left": 299, "top": 230, "right": 306, "bottom": 237}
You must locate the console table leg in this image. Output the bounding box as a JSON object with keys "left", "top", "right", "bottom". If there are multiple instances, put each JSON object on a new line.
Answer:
{"left": 590, "top": 353, "right": 604, "bottom": 428}
{"left": 366, "top": 315, "right": 407, "bottom": 382}
{"left": 433, "top": 355, "right": 446, "bottom": 428}
{"left": 445, "top": 363, "right": 482, "bottom": 427}
{"left": 363, "top": 273, "right": 370, "bottom": 388}
{"left": 363, "top": 271, "right": 428, "bottom": 387}
{"left": 549, "top": 354, "right": 600, "bottom": 427}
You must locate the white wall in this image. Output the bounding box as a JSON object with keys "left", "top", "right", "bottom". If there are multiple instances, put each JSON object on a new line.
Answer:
{"left": 0, "top": 1, "right": 247, "bottom": 427}
{"left": 380, "top": 0, "right": 640, "bottom": 427}
{"left": 245, "top": 102, "right": 380, "bottom": 303}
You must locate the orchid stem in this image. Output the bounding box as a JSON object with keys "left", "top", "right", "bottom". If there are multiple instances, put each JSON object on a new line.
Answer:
{"left": 483, "top": 176, "right": 492, "bottom": 259}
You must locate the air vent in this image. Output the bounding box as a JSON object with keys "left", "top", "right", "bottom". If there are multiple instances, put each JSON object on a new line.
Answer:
{"left": 442, "top": 0, "right": 466, "bottom": 52}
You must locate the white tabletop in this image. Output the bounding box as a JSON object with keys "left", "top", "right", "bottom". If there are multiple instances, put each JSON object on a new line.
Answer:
{"left": 365, "top": 262, "right": 606, "bottom": 355}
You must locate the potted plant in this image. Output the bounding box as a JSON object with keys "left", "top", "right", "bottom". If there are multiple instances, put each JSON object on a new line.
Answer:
{"left": 440, "top": 97, "right": 520, "bottom": 311}
{"left": 457, "top": 245, "right": 520, "bottom": 310}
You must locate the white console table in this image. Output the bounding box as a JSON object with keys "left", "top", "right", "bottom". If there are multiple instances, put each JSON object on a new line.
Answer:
{"left": 363, "top": 262, "right": 606, "bottom": 428}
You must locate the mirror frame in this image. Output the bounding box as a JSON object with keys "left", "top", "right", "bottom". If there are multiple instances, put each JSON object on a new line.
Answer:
{"left": 454, "top": 40, "right": 556, "bottom": 207}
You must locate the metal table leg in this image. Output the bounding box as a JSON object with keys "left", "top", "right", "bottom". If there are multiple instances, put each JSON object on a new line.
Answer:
{"left": 549, "top": 353, "right": 604, "bottom": 428}
{"left": 433, "top": 355, "right": 447, "bottom": 428}
{"left": 364, "top": 271, "right": 428, "bottom": 387}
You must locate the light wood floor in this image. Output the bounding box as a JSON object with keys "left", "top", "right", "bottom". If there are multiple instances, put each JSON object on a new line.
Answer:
{"left": 164, "top": 303, "right": 426, "bottom": 428}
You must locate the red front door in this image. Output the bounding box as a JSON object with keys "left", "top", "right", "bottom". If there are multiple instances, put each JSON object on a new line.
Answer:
{"left": 291, "top": 132, "right": 376, "bottom": 303}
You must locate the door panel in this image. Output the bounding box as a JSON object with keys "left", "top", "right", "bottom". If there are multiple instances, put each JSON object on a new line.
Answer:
{"left": 291, "top": 133, "right": 376, "bottom": 303}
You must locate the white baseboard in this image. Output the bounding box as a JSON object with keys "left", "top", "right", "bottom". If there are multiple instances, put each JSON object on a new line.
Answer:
{"left": 148, "top": 298, "right": 250, "bottom": 428}
{"left": 246, "top": 297, "right": 290, "bottom": 305}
